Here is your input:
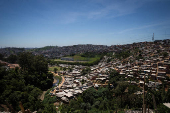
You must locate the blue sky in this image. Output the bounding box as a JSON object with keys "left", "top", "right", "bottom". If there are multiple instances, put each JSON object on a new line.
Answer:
{"left": 0, "top": 0, "right": 170, "bottom": 47}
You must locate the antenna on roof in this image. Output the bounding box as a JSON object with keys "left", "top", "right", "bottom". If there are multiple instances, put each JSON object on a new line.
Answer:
{"left": 152, "top": 33, "right": 154, "bottom": 42}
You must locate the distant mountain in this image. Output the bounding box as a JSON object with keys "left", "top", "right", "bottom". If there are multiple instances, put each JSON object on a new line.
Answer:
{"left": 0, "top": 47, "right": 25, "bottom": 57}
{"left": 27, "top": 46, "right": 57, "bottom": 52}
{"left": 28, "top": 44, "right": 110, "bottom": 58}
{"left": 1, "top": 39, "right": 169, "bottom": 58}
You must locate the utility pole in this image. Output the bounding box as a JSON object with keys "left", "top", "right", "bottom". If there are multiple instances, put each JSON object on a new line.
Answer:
{"left": 143, "top": 74, "right": 146, "bottom": 113}
{"left": 152, "top": 92, "right": 157, "bottom": 113}
{"left": 152, "top": 33, "right": 154, "bottom": 42}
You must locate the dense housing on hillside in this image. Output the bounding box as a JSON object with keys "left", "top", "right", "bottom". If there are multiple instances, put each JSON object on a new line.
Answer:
{"left": 49, "top": 40, "right": 170, "bottom": 107}
{"left": 0, "top": 39, "right": 170, "bottom": 112}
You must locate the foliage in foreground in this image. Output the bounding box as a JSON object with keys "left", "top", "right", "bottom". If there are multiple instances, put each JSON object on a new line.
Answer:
{"left": 0, "top": 52, "right": 54, "bottom": 112}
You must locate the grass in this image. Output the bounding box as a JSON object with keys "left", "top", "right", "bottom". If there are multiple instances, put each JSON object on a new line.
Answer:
{"left": 53, "top": 54, "right": 100, "bottom": 62}
{"left": 50, "top": 53, "right": 103, "bottom": 66}
{"left": 68, "top": 55, "right": 89, "bottom": 61}
{"left": 53, "top": 59, "right": 62, "bottom": 61}
{"left": 49, "top": 66, "right": 62, "bottom": 71}
{"left": 67, "top": 54, "right": 100, "bottom": 61}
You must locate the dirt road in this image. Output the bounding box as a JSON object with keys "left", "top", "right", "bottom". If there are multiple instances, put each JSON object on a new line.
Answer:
{"left": 40, "top": 71, "right": 65, "bottom": 100}
{"left": 51, "top": 71, "right": 65, "bottom": 88}
{"left": 40, "top": 91, "right": 47, "bottom": 101}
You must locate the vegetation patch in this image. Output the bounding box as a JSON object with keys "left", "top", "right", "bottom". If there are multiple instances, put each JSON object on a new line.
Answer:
{"left": 0, "top": 52, "right": 54, "bottom": 112}
{"left": 51, "top": 52, "right": 104, "bottom": 66}
{"left": 49, "top": 66, "right": 62, "bottom": 71}
{"left": 113, "top": 50, "right": 131, "bottom": 59}
{"left": 67, "top": 54, "right": 98, "bottom": 61}
{"left": 42, "top": 87, "right": 57, "bottom": 104}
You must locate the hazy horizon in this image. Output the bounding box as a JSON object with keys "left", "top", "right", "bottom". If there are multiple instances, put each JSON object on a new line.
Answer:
{"left": 0, "top": 0, "right": 170, "bottom": 48}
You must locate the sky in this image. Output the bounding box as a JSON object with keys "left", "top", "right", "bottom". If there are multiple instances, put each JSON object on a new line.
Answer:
{"left": 0, "top": 0, "right": 170, "bottom": 48}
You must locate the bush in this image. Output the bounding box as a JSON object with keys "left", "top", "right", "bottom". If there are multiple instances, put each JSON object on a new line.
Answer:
{"left": 157, "top": 104, "right": 170, "bottom": 113}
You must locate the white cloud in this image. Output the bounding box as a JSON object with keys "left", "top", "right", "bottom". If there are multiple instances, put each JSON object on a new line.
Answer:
{"left": 85, "top": 0, "right": 149, "bottom": 19}
{"left": 60, "top": 0, "right": 152, "bottom": 23}
{"left": 37, "top": 0, "right": 166, "bottom": 24}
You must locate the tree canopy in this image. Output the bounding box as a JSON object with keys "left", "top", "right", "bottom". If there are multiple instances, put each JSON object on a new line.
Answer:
{"left": 0, "top": 52, "right": 54, "bottom": 112}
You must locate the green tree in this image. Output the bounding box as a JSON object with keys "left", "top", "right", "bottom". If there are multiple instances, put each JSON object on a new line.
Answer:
{"left": 82, "top": 87, "right": 96, "bottom": 105}
{"left": 157, "top": 104, "right": 170, "bottom": 113}
{"left": 108, "top": 69, "right": 119, "bottom": 89}
{"left": 0, "top": 53, "right": 4, "bottom": 60}
{"left": 42, "top": 104, "right": 57, "bottom": 113}
{"left": 49, "top": 60, "right": 55, "bottom": 66}
{"left": 60, "top": 67, "right": 62, "bottom": 70}
{"left": 162, "top": 52, "right": 168, "bottom": 58}
{"left": 18, "top": 53, "right": 48, "bottom": 74}
{"left": 68, "top": 67, "right": 73, "bottom": 72}
{"left": 33, "top": 55, "right": 48, "bottom": 74}
{"left": 18, "top": 52, "right": 34, "bottom": 71}
{"left": 128, "top": 85, "right": 142, "bottom": 94}
{"left": 18, "top": 52, "right": 53, "bottom": 90}
{"left": 54, "top": 68, "right": 58, "bottom": 73}
{"left": 0, "top": 68, "right": 43, "bottom": 111}
{"left": 114, "top": 82, "right": 128, "bottom": 108}
{"left": 63, "top": 67, "right": 66, "bottom": 71}
{"left": 81, "top": 67, "right": 91, "bottom": 75}
{"left": 7, "top": 54, "right": 18, "bottom": 63}
{"left": 99, "top": 98, "right": 109, "bottom": 110}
